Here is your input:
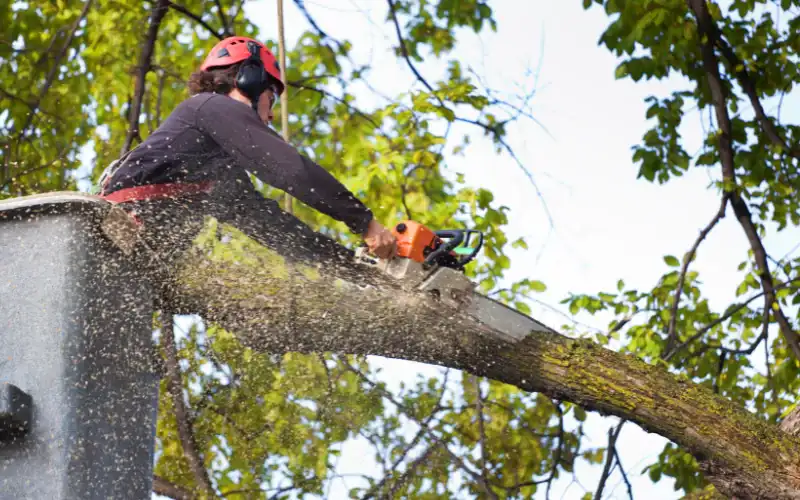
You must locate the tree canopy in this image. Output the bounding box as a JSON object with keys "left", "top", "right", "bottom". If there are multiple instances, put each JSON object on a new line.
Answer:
{"left": 2, "top": 0, "right": 800, "bottom": 498}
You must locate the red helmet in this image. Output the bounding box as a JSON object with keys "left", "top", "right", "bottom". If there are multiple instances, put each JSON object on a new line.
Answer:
{"left": 200, "top": 36, "right": 284, "bottom": 95}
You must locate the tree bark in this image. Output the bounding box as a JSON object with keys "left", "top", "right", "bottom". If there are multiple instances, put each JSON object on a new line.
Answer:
{"left": 160, "top": 232, "right": 800, "bottom": 500}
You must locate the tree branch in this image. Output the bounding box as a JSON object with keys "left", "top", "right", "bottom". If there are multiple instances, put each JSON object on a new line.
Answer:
{"left": 161, "top": 310, "right": 215, "bottom": 496}
{"left": 472, "top": 376, "right": 498, "bottom": 500}
{"left": 594, "top": 422, "right": 623, "bottom": 500}
{"left": 708, "top": 24, "right": 800, "bottom": 157}
{"left": 666, "top": 194, "right": 729, "bottom": 353}
{"left": 121, "top": 0, "right": 169, "bottom": 155}
{"left": 16, "top": 0, "right": 93, "bottom": 140}
{"left": 166, "top": 236, "right": 800, "bottom": 498}
{"left": 213, "top": 0, "right": 232, "bottom": 36}
{"left": 383, "top": 0, "right": 552, "bottom": 226}
{"left": 613, "top": 446, "right": 634, "bottom": 500}
{"left": 291, "top": 0, "right": 344, "bottom": 52}
{"left": 144, "top": 0, "right": 224, "bottom": 40}
{"left": 153, "top": 475, "right": 196, "bottom": 500}
{"left": 687, "top": 0, "right": 800, "bottom": 362}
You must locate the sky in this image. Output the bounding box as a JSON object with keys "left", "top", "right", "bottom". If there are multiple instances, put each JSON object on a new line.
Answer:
{"left": 140, "top": 0, "right": 800, "bottom": 498}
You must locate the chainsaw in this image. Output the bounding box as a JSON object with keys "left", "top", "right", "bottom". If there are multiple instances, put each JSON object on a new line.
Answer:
{"left": 354, "top": 220, "right": 554, "bottom": 343}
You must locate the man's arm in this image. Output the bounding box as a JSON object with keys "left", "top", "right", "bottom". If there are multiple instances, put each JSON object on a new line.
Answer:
{"left": 194, "top": 94, "right": 374, "bottom": 235}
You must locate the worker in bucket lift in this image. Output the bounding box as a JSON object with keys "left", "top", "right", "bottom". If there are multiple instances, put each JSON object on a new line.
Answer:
{"left": 97, "top": 35, "right": 397, "bottom": 267}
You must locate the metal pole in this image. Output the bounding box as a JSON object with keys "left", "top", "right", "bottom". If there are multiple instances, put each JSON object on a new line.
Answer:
{"left": 0, "top": 193, "right": 159, "bottom": 499}
{"left": 277, "top": 0, "right": 293, "bottom": 214}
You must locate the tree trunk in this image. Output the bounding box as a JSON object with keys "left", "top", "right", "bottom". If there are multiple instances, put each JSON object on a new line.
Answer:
{"left": 163, "top": 229, "right": 800, "bottom": 500}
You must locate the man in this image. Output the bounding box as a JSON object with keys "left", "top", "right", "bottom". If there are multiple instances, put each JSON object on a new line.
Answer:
{"left": 99, "top": 35, "right": 396, "bottom": 268}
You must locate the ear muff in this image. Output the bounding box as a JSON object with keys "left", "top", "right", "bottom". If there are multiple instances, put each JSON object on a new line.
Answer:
{"left": 235, "top": 41, "right": 270, "bottom": 112}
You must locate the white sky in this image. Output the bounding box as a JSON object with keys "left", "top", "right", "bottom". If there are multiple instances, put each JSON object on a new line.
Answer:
{"left": 145, "top": 0, "right": 800, "bottom": 498}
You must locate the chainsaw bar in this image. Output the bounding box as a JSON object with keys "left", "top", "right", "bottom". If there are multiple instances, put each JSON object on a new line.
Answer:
{"left": 353, "top": 247, "right": 554, "bottom": 344}
{"left": 463, "top": 291, "right": 555, "bottom": 343}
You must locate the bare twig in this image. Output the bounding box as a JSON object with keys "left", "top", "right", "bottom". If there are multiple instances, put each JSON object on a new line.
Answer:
{"left": 288, "top": 80, "right": 382, "bottom": 128}
{"left": 291, "top": 0, "right": 344, "bottom": 52}
{"left": 612, "top": 447, "right": 634, "bottom": 500}
{"left": 384, "top": 0, "right": 553, "bottom": 226}
{"left": 688, "top": 0, "right": 800, "bottom": 361}
{"left": 161, "top": 310, "right": 215, "bottom": 496}
{"left": 472, "top": 376, "right": 498, "bottom": 500}
{"left": 121, "top": 0, "right": 169, "bottom": 155}
{"left": 666, "top": 194, "right": 729, "bottom": 352}
{"left": 145, "top": 0, "right": 224, "bottom": 40}
{"left": 594, "top": 422, "right": 624, "bottom": 500}
{"left": 214, "top": 0, "right": 231, "bottom": 36}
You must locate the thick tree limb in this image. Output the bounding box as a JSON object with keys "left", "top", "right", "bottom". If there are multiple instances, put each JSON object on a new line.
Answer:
{"left": 162, "top": 234, "right": 800, "bottom": 499}
{"left": 781, "top": 407, "right": 800, "bottom": 438}
{"left": 121, "top": 0, "right": 169, "bottom": 155}
{"left": 687, "top": 0, "right": 800, "bottom": 362}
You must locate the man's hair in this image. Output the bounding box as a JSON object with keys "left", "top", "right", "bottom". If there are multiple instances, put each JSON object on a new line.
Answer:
{"left": 187, "top": 63, "right": 241, "bottom": 95}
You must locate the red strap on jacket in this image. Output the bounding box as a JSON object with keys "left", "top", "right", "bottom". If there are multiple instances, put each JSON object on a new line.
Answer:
{"left": 101, "top": 181, "right": 215, "bottom": 204}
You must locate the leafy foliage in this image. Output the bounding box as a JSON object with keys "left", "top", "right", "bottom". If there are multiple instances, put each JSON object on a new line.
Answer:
{"left": 1, "top": 0, "right": 575, "bottom": 498}
{"left": 5, "top": 0, "right": 800, "bottom": 497}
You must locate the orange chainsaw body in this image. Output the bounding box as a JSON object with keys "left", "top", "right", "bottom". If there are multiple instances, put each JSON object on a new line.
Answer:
{"left": 391, "top": 220, "right": 440, "bottom": 263}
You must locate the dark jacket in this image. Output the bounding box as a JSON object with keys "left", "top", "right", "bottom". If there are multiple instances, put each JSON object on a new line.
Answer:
{"left": 104, "top": 92, "right": 374, "bottom": 235}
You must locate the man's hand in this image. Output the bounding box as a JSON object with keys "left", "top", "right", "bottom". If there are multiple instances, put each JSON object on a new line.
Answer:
{"left": 363, "top": 219, "right": 397, "bottom": 260}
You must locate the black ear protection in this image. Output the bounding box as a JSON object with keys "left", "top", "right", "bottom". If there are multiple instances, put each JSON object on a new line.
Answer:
{"left": 236, "top": 41, "right": 271, "bottom": 112}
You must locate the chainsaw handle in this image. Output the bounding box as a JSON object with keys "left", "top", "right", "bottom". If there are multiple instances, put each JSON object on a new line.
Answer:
{"left": 460, "top": 229, "right": 483, "bottom": 266}
{"left": 423, "top": 230, "right": 464, "bottom": 268}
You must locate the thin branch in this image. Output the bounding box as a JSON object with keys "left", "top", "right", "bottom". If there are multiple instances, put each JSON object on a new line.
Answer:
{"left": 384, "top": 0, "right": 553, "bottom": 227}
{"left": 594, "top": 422, "right": 623, "bottom": 500}
{"left": 214, "top": 0, "right": 232, "bottom": 36}
{"left": 291, "top": 0, "right": 344, "bottom": 52}
{"left": 664, "top": 278, "right": 800, "bottom": 360}
{"left": 707, "top": 296, "right": 771, "bottom": 356}
{"left": 121, "top": 0, "right": 170, "bottom": 155}
{"left": 710, "top": 26, "right": 800, "bottom": 157}
{"left": 666, "top": 194, "right": 729, "bottom": 353}
{"left": 156, "top": 70, "right": 166, "bottom": 127}
{"left": 361, "top": 370, "right": 451, "bottom": 500}
{"left": 161, "top": 310, "right": 215, "bottom": 496}
{"left": 546, "top": 403, "right": 565, "bottom": 500}
{"left": 288, "top": 80, "right": 382, "bottom": 128}
{"left": 145, "top": 0, "right": 224, "bottom": 40}
{"left": 612, "top": 447, "right": 634, "bottom": 500}
{"left": 471, "top": 376, "right": 498, "bottom": 500}
{"left": 153, "top": 475, "right": 195, "bottom": 500}
{"left": 17, "top": 0, "right": 93, "bottom": 139}
{"left": 688, "top": 0, "right": 800, "bottom": 361}
{"left": 713, "top": 351, "right": 727, "bottom": 394}
{"left": 386, "top": 443, "right": 445, "bottom": 497}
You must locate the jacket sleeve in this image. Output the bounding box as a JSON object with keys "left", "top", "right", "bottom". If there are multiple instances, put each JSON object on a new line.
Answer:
{"left": 194, "top": 94, "right": 374, "bottom": 235}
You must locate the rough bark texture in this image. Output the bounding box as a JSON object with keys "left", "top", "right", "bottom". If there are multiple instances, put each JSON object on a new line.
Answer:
{"left": 160, "top": 226, "right": 800, "bottom": 500}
